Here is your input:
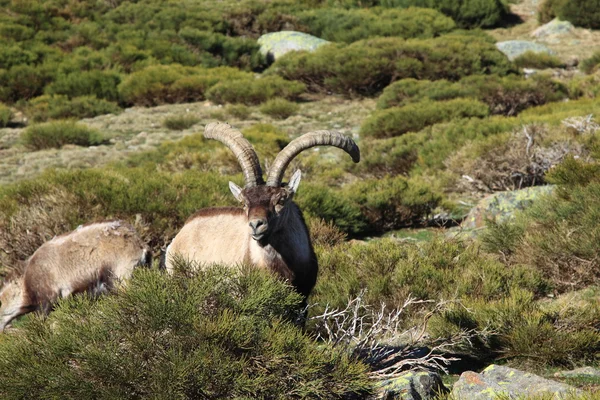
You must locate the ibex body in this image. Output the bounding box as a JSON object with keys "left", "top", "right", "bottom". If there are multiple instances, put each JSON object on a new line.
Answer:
{"left": 0, "top": 220, "right": 151, "bottom": 331}
{"left": 165, "top": 122, "right": 360, "bottom": 300}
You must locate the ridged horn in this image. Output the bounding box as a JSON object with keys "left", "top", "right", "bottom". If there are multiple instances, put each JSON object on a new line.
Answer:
{"left": 204, "top": 122, "right": 264, "bottom": 187}
{"left": 266, "top": 130, "right": 360, "bottom": 187}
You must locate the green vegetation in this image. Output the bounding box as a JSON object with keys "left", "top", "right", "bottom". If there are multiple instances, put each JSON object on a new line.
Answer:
{"left": 0, "top": 103, "right": 12, "bottom": 127}
{"left": 537, "top": 0, "right": 600, "bottom": 29}
{"left": 25, "top": 95, "right": 121, "bottom": 122}
{"left": 513, "top": 51, "right": 566, "bottom": 69}
{"left": 163, "top": 115, "right": 200, "bottom": 130}
{"left": 206, "top": 75, "right": 306, "bottom": 105}
{"left": 259, "top": 98, "right": 300, "bottom": 119}
{"left": 581, "top": 51, "right": 600, "bottom": 74}
{"left": 0, "top": 265, "right": 372, "bottom": 399}
{"left": 270, "top": 34, "right": 516, "bottom": 96}
{"left": 20, "top": 121, "right": 106, "bottom": 150}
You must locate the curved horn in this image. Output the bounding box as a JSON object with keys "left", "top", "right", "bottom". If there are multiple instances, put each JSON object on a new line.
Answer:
{"left": 204, "top": 122, "right": 264, "bottom": 188}
{"left": 266, "top": 130, "right": 360, "bottom": 187}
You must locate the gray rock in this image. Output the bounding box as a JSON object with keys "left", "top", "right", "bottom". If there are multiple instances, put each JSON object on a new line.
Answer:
{"left": 376, "top": 371, "right": 449, "bottom": 400}
{"left": 554, "top": 366, "right": 600, "bottom": 379}
{"left": 495, "top": 40, "right": 554, "bottom": 61}
{"left": 257, "top": 31, "right": 329, "bottom": 62}
{"left": 451, "top": 365, "right": 582, "bottom": 399}
{"left": 532, "top": 18, "right": 574, "bottom": 39}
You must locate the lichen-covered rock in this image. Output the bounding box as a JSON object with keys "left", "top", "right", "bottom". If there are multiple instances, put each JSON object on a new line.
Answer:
{"left": 257, "top": 31, "right": 329, "bottom": 62}
{"left": 461, "top": 185, "right": 555, "bottom": 229}
{"left": 554, "top": 366, "right": 600, "bottom": 379}
{"left": 375, "top": 371, "right": 449, "bottom": 400}
{"left": 452, "top": 365, "right": 582, "bottom": 399}
{"left": 495, "top": 40, "right": 554, "bottom": 60}
{"left": 532, "top": 18, "right": 575, "bottom": 39}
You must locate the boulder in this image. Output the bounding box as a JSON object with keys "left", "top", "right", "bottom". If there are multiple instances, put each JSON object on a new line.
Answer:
{"left": 532, "top": 18, "right": 575, "bottom": 39}
{"left": 375, "top": 371, "right": 449, "bottom": 400}
{"left": 257, "top": 31, "right": 329, "bottom": 62}
{"left": 461, "top": 185, "right": 555, "bottom": 229}
{"left": 554, "top": 366, "right": 600, "bottom": 379}
{"left": 495, "top": 40, "right": 554, "bottom": 61}
{"left": 452, "top": 365, "right": 582, "bottom": 399}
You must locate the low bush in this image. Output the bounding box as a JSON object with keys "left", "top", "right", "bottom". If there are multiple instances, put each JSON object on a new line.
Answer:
{"left": 381, "top": 0, "right": 510, "bottom": 29}
{"left": 271, "top": 35, "right": 516, "bottom": 96}
{"left": 118, "top": 64, "right": 251, "bottom": 106}
{"left": 25, "top": 95, "right": 121, "bottom": 122}
{"left": 480, "top": 157, "right": 600, "bottom": 291}
{"left": 557, "top": 0, "right": 600, "bottom": 29}
{"left": 206, "top": 75, "right": 305, "bottom": 105}
{"left": 537, "top": 0, "right": 564, "bottom": 23}
{"left": 259, "top": 98, "right": 299, "bottom": 119}
{"left": 20, "top": 121, "right": 106, "bottom": 150}
{"left": 580, "top": 51, "right": 600, "bottom": 74}
{"left": 45, "top": 70, "right": 122, "bottom": 102}
{"left": 377, "top": 75, "right": 567, "bottom": 116}
{"left": 226, "top": 104, "right": 252, "bottom": 119}
{"left": 0, "top": 65, "right": 53, "bottom": 103}
{"left": 0, "top": 265, "right": 372, "bottom": 399}
{"left": 361, "top": 98, "right": 489, "bottom": 138}
{"left": 0, "top": 103, "right": 12, "bottom": 127}
{"left": 297, "top": 7, "right": 455, "bottom": 43}
{"left": 163, "top": 115, "right": 200, "bottom": 130}
{"left": 513, "top": 51, "right": 566, "bottom": 69}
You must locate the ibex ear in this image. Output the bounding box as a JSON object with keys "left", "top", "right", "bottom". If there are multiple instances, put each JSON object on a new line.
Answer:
{"left": 288, "top": 170, "right": 301, "bottom": 195}
{"left": 229, "top": 181, "right": 244, "bottom": 203}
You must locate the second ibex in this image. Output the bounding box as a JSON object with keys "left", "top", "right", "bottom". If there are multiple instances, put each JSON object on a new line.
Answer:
{"left": 164, "top": 122, "right": 360, "bottom": 301}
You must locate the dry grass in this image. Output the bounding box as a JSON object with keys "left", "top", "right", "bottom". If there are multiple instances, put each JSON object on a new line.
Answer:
{"left": 0, "top": 96, "right": 375, "bottom": 185}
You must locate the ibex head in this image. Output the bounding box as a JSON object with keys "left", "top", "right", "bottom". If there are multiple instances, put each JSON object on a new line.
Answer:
{"left": 204, "top": 122, "right": 360, "bottom": 244}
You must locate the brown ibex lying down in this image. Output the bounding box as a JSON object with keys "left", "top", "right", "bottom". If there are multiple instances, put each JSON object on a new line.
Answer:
{"left": 164, "top": 122, "right": 360, "bottom": 301}
{"left": 0, "top": 220, "right": 151, "bottom": 332}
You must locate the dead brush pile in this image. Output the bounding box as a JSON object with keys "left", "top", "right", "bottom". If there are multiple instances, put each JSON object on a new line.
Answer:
{"left": 446, "top": 123, "right": 587, "bottom": 193}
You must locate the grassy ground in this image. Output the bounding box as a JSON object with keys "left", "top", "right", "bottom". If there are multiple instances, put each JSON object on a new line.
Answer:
{"left": 0, "top": 96, "right": 374, "bottom": 185}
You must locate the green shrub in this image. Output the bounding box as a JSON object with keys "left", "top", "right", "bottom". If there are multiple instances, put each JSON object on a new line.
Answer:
{"left": 361, "top": 98, "right": 489, "bottom": 138}
{"left": 380, "top": 0, "right": 510, "bottom": 29}
{"left": 297, "top": 7, "right": 455, "bottom": 43}
{"left": 271, "top": 35, "right": 516, "bottom": 96}
{"left": 118, "top": 64, "right": 251, "bottom": 106}
{"left": 580, "top": 51, "right": 600, "bottom": 74}
{"left": 537, "top": 0, "right": 565, "bottom": 23}
{"left": 259, "top": 98, "right": 299, "bottom": 119}
{"left": 20, "top": 121, "right": 106, "bottom": 150}
{"left": 312, "top": 238, "right": 547, "bottom": 311}
{"left": 226, "top": 104, "right": 252, "bottom": 119}
{"left": 25, "top": 95, "right": 121, "bottom": 122}
{"left": 206, "top": 75, "right": 306, "bottom": 105}
{"left": 0, "top": 65, "right": 53, "bottom": 103}
{"left": 377, "top": 75, "right": 567, "bottom": 116}
{"left": 557, "top": 0, "right": 600, "bottom": 29}
{"left": 480, "top": 157, "right": 600, "bottom": 291}
{"left": 45, "top": 70, "right": 122, "bottom": 102}
{"left": 0, "top": 266, "right": 372, "bottom": 399}
{"left": 163, "top": 115, "right": 200, "bottom": 130}
{"left": 513, "top": 51, "right": 566, "bottom": 69}
{"left": 0, "top": 103, "right": 12, "bottom": 127}
{"left": 0, "top": 45, "right": 38, "bottom": 70}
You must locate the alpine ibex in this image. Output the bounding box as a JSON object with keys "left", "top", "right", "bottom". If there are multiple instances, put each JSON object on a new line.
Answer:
{"left": 0, "top": 220, "right": 151, "bottom": 332}
{"left": 164, "top": 122, "right": 360, "bottom": 300}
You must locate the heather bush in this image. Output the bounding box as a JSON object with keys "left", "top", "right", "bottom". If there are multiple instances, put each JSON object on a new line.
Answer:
{"left": 380, "top": 0, "right": 510, "bottom": 29}
{"left": 163, "top": 115, "right": 200, "bottom": 130}
{"left": 580, "top": 51, "right": 600, "bottom": 74}
{"left": 226, "top": 104, "right": 252, "bottom": 119}
{"left": 513, "top": 51, "right": 566, "bottom": 69}
{"left": 206, "top": 75, "right": 305, "bottom": 105}
{"left": 537, "top": 0, "right": 564, "bottom": 23}
{"left": 297, "top": 7, "right": 455, "bottom": 43}
{"left": 480, "top": 157, "right": 600, "bottom": 291}
{"left": 361, "top": 98, "right": 489, "bottom": 138}
{"left": 0, "top": 103, "right": 12, "bottom": 127}
{"left": 118, "top": 64, "right": 250, "bottom": 106}
{"left": 376, "top": 78, "right": 468, "bottom": 109}
{"left": 0, "top": 265, "right": 372, "bottom": 399}
{"left": 20, "top": 121, "right": 106, "bottom": 150}
{"left": 557, "top": 0, "right": 600, "bottom": 29}
{"left": 259, "top": 98, "right": 299, "bottom": 119}
{"left": 25, "top": 95, "right": 121, "bottom": 122}
{"left": 270, "top": 35, "right": 515, "bottom": 96}
{"left": 0, "top": 65, "right": 53, "bottom": 103}
{"left": 45, "top": 70, "right": 122, "bottom": 102}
